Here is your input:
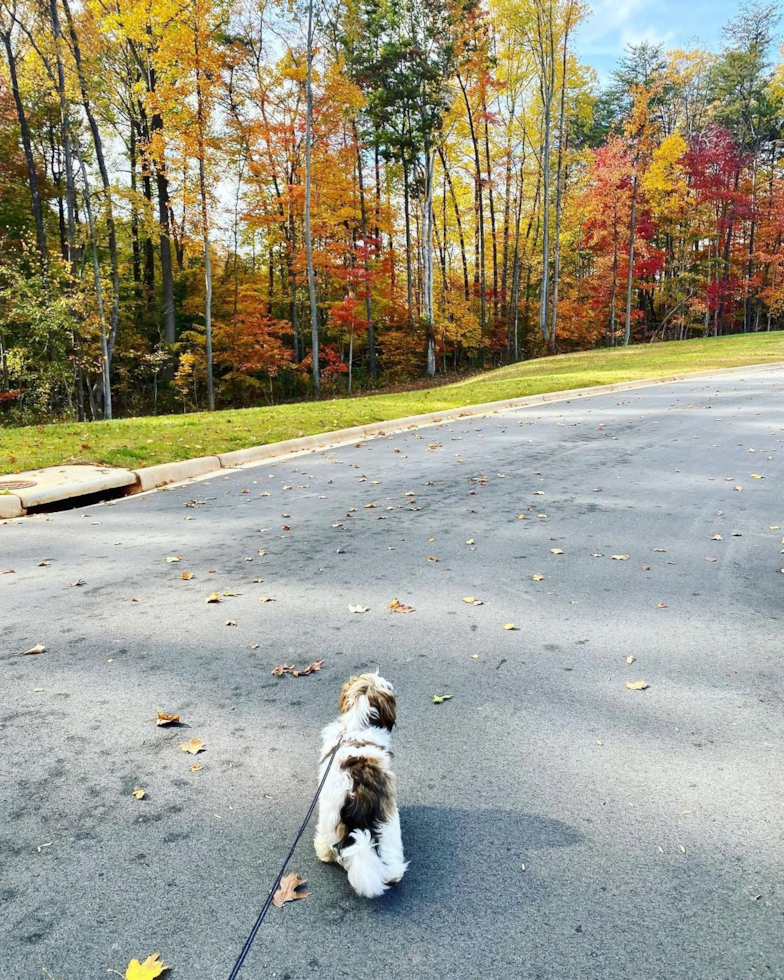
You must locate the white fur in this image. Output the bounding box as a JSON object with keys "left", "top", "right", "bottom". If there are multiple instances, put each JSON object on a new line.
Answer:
{"left": 314, "top": 674, "right": 408, "bottom": 898}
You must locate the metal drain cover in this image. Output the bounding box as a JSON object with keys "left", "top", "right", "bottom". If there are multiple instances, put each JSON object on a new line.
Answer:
{"left": 0, "top": 480, "right": 37, "bottom": 490}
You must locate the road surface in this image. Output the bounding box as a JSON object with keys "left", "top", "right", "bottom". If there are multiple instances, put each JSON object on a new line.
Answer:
{"left": 2, "top": 368, "right": 783, "bottom": 980}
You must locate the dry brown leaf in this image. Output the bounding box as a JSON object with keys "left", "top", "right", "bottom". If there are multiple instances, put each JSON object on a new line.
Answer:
{"left": 625, "top": 681, "right": 649, "bottom": 691}
{"left": 21, "top": 643, "right": 46, "bottom": 655}
{"left": 427, "top": 556, "right": 439, "bottom": 563}
{"left": 273, "top": 872, "right": 310, "bottom": 908}
{"left": 156, "top": 711, "right": 180, "bottom": 727}
{"left": 2, "top": 568, "right": 14, "bottom": 574}
{"left": 181, "top": 571, "right": 194, "bottom": 580}
{"left": 124, "top": 952, "right": 170, "bottom": 980}
{"left": 179, "top": 738, "right": 205, "bottom": 755}
{"left": 292, "top": 660, "right": 324, "bottom": 677}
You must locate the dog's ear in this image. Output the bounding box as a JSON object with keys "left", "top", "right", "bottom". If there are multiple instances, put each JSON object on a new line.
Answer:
{"left": 339, "top": 676, "right": 359, "bottom": 714}
{"left": 370, "top": 685, "right": 396, "bottom": 730}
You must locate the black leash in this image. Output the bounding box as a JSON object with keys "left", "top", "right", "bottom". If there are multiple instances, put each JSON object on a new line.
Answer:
{"left": 227, "top": 735, "right": 343, "bottom": 980}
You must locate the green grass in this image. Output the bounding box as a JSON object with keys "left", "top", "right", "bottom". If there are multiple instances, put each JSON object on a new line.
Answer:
{"left": 2, "top": 333, "right": 782, "bottom": 475}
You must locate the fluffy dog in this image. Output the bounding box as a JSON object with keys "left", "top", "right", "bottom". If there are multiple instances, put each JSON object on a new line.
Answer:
{"left": 314, "top": 673, "right": 408, "bottom": 898}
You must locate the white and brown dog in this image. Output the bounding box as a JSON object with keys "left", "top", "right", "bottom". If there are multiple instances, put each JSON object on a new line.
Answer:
{"left": 314, "top": 673, "right": 408, "bottom": 898}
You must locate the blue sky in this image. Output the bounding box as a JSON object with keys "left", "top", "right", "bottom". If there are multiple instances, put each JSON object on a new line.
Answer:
{"left": 575, "top": 0, "right": 741, "bottom": 81}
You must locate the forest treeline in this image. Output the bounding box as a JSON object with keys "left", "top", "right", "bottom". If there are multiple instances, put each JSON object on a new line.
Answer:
{"left": 0, "top": 0, "right": 782, "bottom": 422}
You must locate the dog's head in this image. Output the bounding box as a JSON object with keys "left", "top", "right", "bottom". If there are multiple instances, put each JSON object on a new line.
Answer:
{"left": 339, "top": 673, "right": 396, "bottom": 730}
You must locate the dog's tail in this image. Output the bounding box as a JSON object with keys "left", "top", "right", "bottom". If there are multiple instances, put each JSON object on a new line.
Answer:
{"left": 340, "top": 829, "right": 389, "bottom": 898}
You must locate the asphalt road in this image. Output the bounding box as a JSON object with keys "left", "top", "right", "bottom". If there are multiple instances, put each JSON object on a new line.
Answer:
{"left": 2, "top": 368, "right": 783, "bottom": 980}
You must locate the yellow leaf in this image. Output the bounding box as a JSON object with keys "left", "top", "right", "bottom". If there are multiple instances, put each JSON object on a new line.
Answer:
{"left": 181, "top": 571, "right": 194, "bottom": 580}
{"left": 625, "top": 681, "right": 649, "bottom": 691}
{"left": 550, "top": 548, "right": 564, "bottom": 555}
{"left": 750, "top": 473, "right": 764, "bottom": 479}
{"left": 532, "top": 574, "right": 544, "bottom": 581}
{"left": 165, "top": 556, "right": 181, "bottom": 563}
{"left": 156, "top": 711, "right": 180, "bottom": 727}
{"left": 503, "top": 623, "right": 516, "bottom": 630}
{"left": 124, "top": 952, "right": 169, "bottom": 980}
{"left": 626, "top": 656, "right": 635, "bottom": 664}
{"left": 179, "top": 738, "right": 205, "bottom": 755}
{"left": 432, "top": 694, "right": 453, "bottom": 704}
{"left": 132, "top": 788, "right": 146, "bottom": 800}
{"left": 206, "top": 592, "right": 221, "bottom": 603}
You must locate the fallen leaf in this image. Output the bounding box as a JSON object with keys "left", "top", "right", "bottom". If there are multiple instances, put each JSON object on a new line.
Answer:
{"left": 165, "top": 556, "right": 182, "bottom": 563}
{"left": 21, "top": 643, "right": 45, "bottom": 655}
{"left": 750, "top": 473, "right": 764, "bottom": 479}
{"left": 657, "top": 602, "right": 667, "bottom": 608}
{"left": 611, "top": 555, "right": 629, "bottom": 561}
{"left": 710, "top": 534, "right": 723, "bottom": 541}
{"left": 181, "top": 571, "right": 194, "bottom": 580}
{"left": 591, "top": 553, "right": 604, "bottom": 558}
{"left": 224, "top": 619, "right": 237, "bottom": 626}
{"left": 532, "top": 573, "right": 544, "bottom": 581}
{"left": 273, "top": 873, "right": 310, "bottom": 908}
{"left": 427, "top": 556, "right": 439, "bottom": 563}
{"left": 705, "top": 557, "right": 717, "bottom": 563}
{"left": 389, "top": 598, "right": 415, "bottom": 613}
{"left": 293, "top": 660, "right": 324, "bottom": 677}
{"left": 68, "top": 578, "right": 86, "bottom": 587}
{"left": 470, "top": 654, "right": 479, "bottom": 659}
{"left": 550, "top": 548, "right": 564, "bottom": 555}
{"left": 132, "top": 788, "right": 146, "bottom": 800}
{"left": 733, "top": 485, "right": 743, "bottom": 491}
{"left": 206, "top": 592, "right": 221, "bottom": 603}
{"left": 625, "top": 681, "right": 649, "bottom": 691}
{"left": 124, "top": 953, "right": 169, "bottom": 980}
{"left": 348, "top": 604, "right": 368, "bottom": 613}
{"left": 2, "top": 568, "right": 14, "bottom": 574}
{"left": 258, "top": 596, "right": 276, "bottom": 603}
{"left": 465, "top": 539, "right": 474, "bottom": 545}
{"left": 432, "top": 694, "right": 453, "bottom": 704}
{"left": 190, "top": 764, "right": 203, "bottom": 772}
{"left": 641, "top": 565, "right": 651, "bottom": 571}
{"left": 503, "top": 623, "right": 516, "bottom": 631}
{"left": 179, "top": 738, "right": 205, "bottom": 755}
{"left": 156, "top": 711, "right": 180, "bottom": 727}
{"left": 37, "top": 560, "right": 51, "bottom": 567}
{"left": 626, "top": 656, "right": 635, "bottom": 664}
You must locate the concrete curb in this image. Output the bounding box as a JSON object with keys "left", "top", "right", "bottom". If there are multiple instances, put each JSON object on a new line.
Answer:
{"left": 3, "top": 360, "right": 782, "bottom": 518}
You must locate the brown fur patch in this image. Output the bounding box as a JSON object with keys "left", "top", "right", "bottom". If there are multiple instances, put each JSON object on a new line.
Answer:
{"left": 338, "top": 756, "right": 394, "bottom": 849}
{"left": 338, "top": 674, "right": 397, "bottom": 730}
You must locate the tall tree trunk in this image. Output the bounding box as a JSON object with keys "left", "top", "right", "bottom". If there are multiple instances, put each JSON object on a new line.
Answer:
{"left": 48, "top": 0, "right": 77, "bottom": 277}
{"left": 195, "top": 45, "right": 214, "bottom": 411}
{"left": 623, "top": 169, "right": 638, "bottom": 346}
{"left": 422, "top": 148, "right": 436, "bottom": 378}
{"left": 458, "top": 74, "right": 486, "bottom": 331}
{"left": 482, "top": 102, "right": 498, "bottom": 321}
{"left": 1, "top": 29, "right": 48, "bottom": 276}
{"left": 353, "top": 122, "right": 376, "bottom": 378}
{"left": 438, "top": 147, "right": 470, "bottom": 301}
{"left": 74, "top": 141, "right": 111, "bottom": 419}
{"left": 304, "top": 0, "right": 319, "bottom": 394}
{"left": 550, "top": 21, "right": 570, "bottom": 352}
{"left": 62, "top": 0, "right": 120, "bottom": 360}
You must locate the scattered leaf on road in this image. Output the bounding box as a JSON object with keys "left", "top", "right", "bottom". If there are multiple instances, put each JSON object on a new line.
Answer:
{"left": 124, "top": 953, "right": 170, "bottom": 980}
{"left": 611, "top": 555, "right": 629, "bottom": 561}
{"left": 132, "top": 788, "right": 146, "bottom": 800}
{"left": 206, "top": 592, "right": 221, "bottom": 603}
{"left": 432, "top": 694, "right": 453, "bottom": 704}
{"left": 550, "top": 548, "right": 564, "bottom": 555}
{"left": 625, "top": 681, "right": 649, "bottom": 691}
{"left": 21, "top": 643, "right": 46, "bottom": 655}
{"left": 626, "top": 656, "right": 635, "bottom": 664}
{"left": 503, "top": 623, "right": 516, "bottom": 630}
{"left": 181, "top": 572, "right": 194, "bottom": 580}
{"left": 179, "top": 738, "right": 205, "bottom": 755}
{"left": 156, "top": 711, "right": 180, "bottom": 727}
{"left": 389, "top": 598, "right": 414, "bottom": 613}
{"left": 258, "top": 596, "right": 276, "bottom": 603}
{"left": 348, "top": 604, "right": 368, "bottom": 613}
{"left": 532, "top": 573, "right": 544, "bottom": 581}
{"left": 165, "top": 556, "right": 182, "bottom": 563}
{"left": 273, "top": 873, "right": 310, "bottom": 908}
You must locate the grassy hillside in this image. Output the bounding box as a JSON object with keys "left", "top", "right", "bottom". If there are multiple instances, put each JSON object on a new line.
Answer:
{"left": 2, "top": 333, "right": 782, "bottom": 475}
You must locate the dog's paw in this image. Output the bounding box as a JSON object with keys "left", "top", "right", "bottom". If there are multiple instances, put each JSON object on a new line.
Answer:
{"left": 314, "top": 835, "right": 336, "bottom": 863}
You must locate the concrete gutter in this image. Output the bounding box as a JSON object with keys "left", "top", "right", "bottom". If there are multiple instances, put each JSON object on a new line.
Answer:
{"left": 2, "top": 361, "right": 782, "bottom": 519}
